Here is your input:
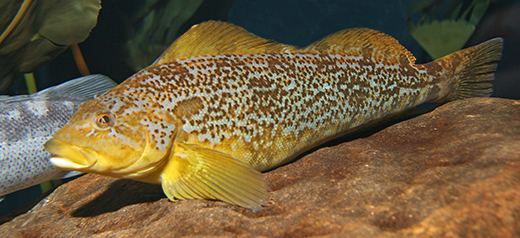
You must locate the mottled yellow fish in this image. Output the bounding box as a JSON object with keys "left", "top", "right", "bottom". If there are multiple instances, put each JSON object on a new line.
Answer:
{"left": 44, "top": 21, "right": 502, "bottom": 208}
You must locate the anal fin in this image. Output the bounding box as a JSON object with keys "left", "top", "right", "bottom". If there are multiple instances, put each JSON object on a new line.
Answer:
{"left": 160, "top": 143, "right": 267, "bottom": 209}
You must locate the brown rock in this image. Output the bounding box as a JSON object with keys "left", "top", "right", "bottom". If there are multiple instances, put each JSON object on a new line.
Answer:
{"left": 1, "top": 98, "right": 519, "bottom": 237}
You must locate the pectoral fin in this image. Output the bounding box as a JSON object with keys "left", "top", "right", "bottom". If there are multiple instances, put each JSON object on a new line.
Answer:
{"left": 160, "top": 143, "right": 267, "bottom": 209}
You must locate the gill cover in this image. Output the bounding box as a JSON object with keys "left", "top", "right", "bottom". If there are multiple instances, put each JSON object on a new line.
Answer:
{"left": 110, "top": 130, "right": 169, "bottom": 179}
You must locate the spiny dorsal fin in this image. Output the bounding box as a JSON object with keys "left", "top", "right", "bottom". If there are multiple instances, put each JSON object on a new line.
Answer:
{"left": 154, "top": 21, "right": 297, "bottom": 65}
{"left": 304, "top": 28, "right": 416, "bottom": 63}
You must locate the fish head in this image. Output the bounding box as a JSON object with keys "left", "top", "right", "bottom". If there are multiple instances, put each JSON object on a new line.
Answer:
{"left": 45, "top": 95, "right": 175, "bottom": 179}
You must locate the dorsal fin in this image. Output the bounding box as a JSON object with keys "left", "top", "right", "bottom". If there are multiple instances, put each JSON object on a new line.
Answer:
{"left": 34, "top": 74, "right": 116, "bottom": 100}
{"left": 0, "top": 74, "right": 116, "bottom": 104}
{"left": 304, "top": 28, "right": 416, "bottom": 63}
{"left": 154, "top": 21, "right": 297, "bottom": 65}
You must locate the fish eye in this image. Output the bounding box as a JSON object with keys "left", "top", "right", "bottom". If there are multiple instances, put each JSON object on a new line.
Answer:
{"left": 94, "top": 112, "right": 115, "bottom": 130}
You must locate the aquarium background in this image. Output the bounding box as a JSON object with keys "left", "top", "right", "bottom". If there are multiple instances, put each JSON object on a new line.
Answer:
{"left": 2, "top": 0, "right": 519, "bottom": 223}
{"left": 4, "top": 0, "right": 520, "bottom": 99}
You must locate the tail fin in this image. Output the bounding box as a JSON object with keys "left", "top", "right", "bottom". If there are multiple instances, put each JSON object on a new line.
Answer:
{"left": 432, "top": 38, "right": 503, "bottom": 102}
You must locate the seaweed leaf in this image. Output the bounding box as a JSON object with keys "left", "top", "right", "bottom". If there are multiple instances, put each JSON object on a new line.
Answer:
{"left": 0, "top": 0, "right": 101, "bottom": 91}
{"left": 407, "top": 0, "right": 490, "bottom": 59}
{"left": 410, "top": 20, "right": 475, "bottom": 59}
{"left": 407, "top": 0, "right": 435, "bottom": 16}
{"left": 37, "top": 1, "right": 100, "bottom": 46}
{"left": 124, "top": 0, "right": 204, "bottom": 70}
{"left": 468, "top": 0, "right": 490, "bottom": 25}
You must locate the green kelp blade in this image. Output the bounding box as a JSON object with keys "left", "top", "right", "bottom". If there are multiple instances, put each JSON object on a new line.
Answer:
{"left": 125, "top": 0, "right": 203, "bottom": 70}
{"left": 410, "top": 20, "right": 475, "bottom": 59}
{"left": 407, "top": 0, "right": 434, "bottom": 16}
{"left": 0, "top": 0, "right": 101, "bottom": 92}
{"left": 468, "top": 0, "right": 490, "bottom": 25}
{"left": 407, "top": 0, "right": 490, "bottom": 60}
{"left": 37, "top": 0, "right": 101, "bottom": 46}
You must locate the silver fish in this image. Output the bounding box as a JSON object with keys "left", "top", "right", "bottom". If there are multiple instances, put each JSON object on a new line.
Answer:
{"left": 0, "top": 75, "right": 116, "bottom": 197}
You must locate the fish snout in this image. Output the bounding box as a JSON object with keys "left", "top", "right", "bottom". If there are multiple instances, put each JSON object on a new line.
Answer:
{"left": 44, "top": 139, "right": 96, "bottom": 170}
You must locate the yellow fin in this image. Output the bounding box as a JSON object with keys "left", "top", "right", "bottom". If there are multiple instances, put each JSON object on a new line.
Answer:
{"left": 304, "top": 28, "right": 416, "bottom": 63}
{"left": 154, "top": 21, "right": 297, "bottom": 65}
{"left": 160, "top": 143, "right": 267, "bottom": 209}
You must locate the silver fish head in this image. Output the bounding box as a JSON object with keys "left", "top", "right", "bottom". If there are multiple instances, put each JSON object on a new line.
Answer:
{"left": 1, "top": 74, "right": 116, "bottom": 196}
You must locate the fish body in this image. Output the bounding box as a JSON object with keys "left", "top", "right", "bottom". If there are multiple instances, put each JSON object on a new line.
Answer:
{"left": 105, "top": 52, "right": 438, "bottom": 171}
{"left": 45, "top": 21, "right": 502, "bottom": 208}
{"left": 0, "top": 75, "right": 116, "bottom": 197}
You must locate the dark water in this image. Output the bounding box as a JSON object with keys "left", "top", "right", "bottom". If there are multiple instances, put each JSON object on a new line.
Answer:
{"left": 7, "top": 0, "right": 520, "bottom": 99}
{"left": 2, "top": 0, "right": 519, "bottom": 223}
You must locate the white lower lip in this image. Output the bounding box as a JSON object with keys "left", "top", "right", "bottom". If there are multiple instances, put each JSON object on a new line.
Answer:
{"left": 50, "top": 157, "right": 90, "bottom": 170}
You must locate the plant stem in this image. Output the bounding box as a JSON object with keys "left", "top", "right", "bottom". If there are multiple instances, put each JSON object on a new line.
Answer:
{"left": 24, "top": 72, "right": 37, "bottom": 94}
{"left": 0, "top": 0, "right": 33, "bottom": 46}
{"left": 71, "top": 44, "right": 91, "bottom": 76}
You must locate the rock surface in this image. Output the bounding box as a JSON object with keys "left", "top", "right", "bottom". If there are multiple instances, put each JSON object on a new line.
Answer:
{"left": 1, "top": 98, "right": 519, "bottom": 237}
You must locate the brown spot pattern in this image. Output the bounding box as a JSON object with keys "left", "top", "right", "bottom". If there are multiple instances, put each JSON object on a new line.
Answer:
{"left": 95, "top": 52, "right": 440, "bottom": 170}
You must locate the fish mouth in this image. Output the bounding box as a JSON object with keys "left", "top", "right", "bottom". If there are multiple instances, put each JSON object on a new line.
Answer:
{"left": 44, "top": 139, "right": 97, "bottom": 170}
{"left": 50, "top": 157, "right": 93, "bottom": 170}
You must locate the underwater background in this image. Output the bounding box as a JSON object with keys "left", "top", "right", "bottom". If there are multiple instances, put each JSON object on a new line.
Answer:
{"left": 4, "top": 0, "right": 520, "bottom": 99}
{"left": 1, "top": 0, "right": 519, "bottom": 223}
